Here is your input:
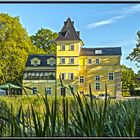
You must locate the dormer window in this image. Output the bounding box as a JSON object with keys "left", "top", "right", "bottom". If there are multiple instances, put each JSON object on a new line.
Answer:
{"left": 33, "top": 60, "right": 38, "bottom": 66}
{"left": 31, "top": 57, "right": 41, "bottom": 66}
{"left": 47, "top": 57, "right": 56, "bottom": 66}
{"left": 70, "top": 44, "right": 74, "bottom": 51}
{"left": 61, "top": 45, "right": 65, "bottom": 51}
{"left": 95, "top": 50, "right": 102, "bottom": 54}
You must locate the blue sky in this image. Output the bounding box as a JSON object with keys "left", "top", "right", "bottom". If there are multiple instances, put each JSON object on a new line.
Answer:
{"left": 0, "top": 3, "right": 139, "bottom": 73}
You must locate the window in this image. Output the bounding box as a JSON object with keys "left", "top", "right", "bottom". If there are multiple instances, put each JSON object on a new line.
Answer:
{"left": 33, "top": 60, "right": 38, "bottom": 66}
{"left": 69, "top": 57, "right": 74, "bottom": 64}
{"left": 108, "top": 73, "right": 114, "bottom": 80}
{"left": 31, "top": 72, "right": 35, "bottom": 80}
{"left": 48, "top": 72, "right": 54, "bottom": 80}
{"left": 35, "top": 72, "right": 39, "bottom": 80}
{"left": 80, "top": 91, "right": 84, "bottom": 94}
{"left": 50, "top": 60, "right": 55, "bottom": 66}
{"left": 95, "top": 75, "right": 100, "bottom": 81}
{"left": 39, "top": 72, "right": 44, "bottom": 80}
{"left": 95, "top": 50, "right": 102, "bottom": 54}
{"left": 44, "top": 72, "right": 48, "bottom": 80}
{"left": 61, "top": 73, "right": 65, "bottom": 80}
{"left": 80, "top": 76, "right": 84, "bottom": 83}
{"left": 61, "top": 45, "right": 65, "bottom": 51}
{"left": 32, "top": 87, "right": 37, "bottom": 94}
{"left": 70, "top": 44, "right": 74, "bottom": 51}
{"left": 61, "top": 87, "right": 66, "bottom": 96}
{"left": 23, "top": 72, "right": 28, "bottom": 80}
{"left": 95, "top": 83, "right": 100, "bottom": 90}
{"left": 88, "top": 59, "right": 92, "bottom": 64}
{"left": 95, "top": 58, "right": 100, "bottom": 64}
{"left": 68, "top": 73, "right": 74, "bottom": 80}
{"left": 28, "top": 72, "right": 32, "bottom": 80}
{"left": 61, "top": 57, "right": 65, "bottom": 64}
{"left": 45, "top": 87, "right": 52, "bottom": 94}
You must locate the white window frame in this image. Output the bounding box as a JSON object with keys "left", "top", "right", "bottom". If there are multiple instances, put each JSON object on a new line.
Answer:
{"left": 88, "top": 58, "right": 92, "bottom": 64}
{"left": 108, "top": 72, "right": 114, "bottom": 80}
{"left": 69, "top": 57, "right": 74, "bottom": 64}
{"left": 61, "top": 57, "right": 65, "bottom": 64}
{"left": 61, "top": 73, "right": 66, "bottom": 80}
{"left": 95, "top": 83, "right": 101, "bottom": 91}
{"left": 95, "top": 58, "right": 100, "bottom": 64}
{"left": 46, "top": 87, "right": 52, "bottom": 94}
{"left": 61, "top": 45, "right": 65, "bottom": 51}
{"left": 68, "top": 73, "right": 74, "bottom": 80}
{"left": 80, "top": 76, "right": 84, "bottom": 83}
{"left": 95, "top": 75, "right": 100, "bottom": 81}
{"left": 70, "top": 44, "right": 74, "bottom": 51}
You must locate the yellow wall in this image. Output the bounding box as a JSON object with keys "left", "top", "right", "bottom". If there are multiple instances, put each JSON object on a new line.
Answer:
{"left": 56, "top": 41, "right": 82, "bottom": 56}
{"left": 79, "top": 55, "right": 121, "bottom": 96}
{"left": 56, "top": 41, "right": 82, "bottom": 96}
{"left": 56, "top": 40, "right": 121, "bottom": 97}
{"left": 22, "top": 80, "right": 56, "bottom": 95}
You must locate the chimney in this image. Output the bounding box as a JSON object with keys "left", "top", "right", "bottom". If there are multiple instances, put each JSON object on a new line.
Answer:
{"left": 72, "top": 21, "right": 74, "bottom": 25}
{"left": 64, "top": 21, "right": 67, "bottom": 25}
{"left": 77, "top": 31, "right": 80, "bottom": 37}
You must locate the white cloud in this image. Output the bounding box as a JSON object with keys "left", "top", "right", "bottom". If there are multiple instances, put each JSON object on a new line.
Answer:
{"left": 122, "top": 4, "right": 140, "bottom": 15}
{"left": 86, "top": 4, "right": 140, "bottom": 29}
{"left": 86, "top": 16, "right": 123, "bottom": 28}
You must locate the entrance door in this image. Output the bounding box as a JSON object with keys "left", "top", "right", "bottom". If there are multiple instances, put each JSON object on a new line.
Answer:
{"left": 61, "top": 87, "right": 66, "bottom": 96}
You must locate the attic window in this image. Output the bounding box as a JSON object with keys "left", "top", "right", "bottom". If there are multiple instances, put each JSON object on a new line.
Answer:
{"left": 95, "top": 50, "right": 102, "bottom": 54}
{"left": 65, "top": 31, "right": 69, "bottom": 37}
{"left": 33, "top": 60, "right": 38, "bottom": 66}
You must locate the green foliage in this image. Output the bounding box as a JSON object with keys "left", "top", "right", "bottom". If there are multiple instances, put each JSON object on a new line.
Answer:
{"left": 0, "top": 13, "right": 44, "bottom": 84}
{"left": 127, "top": 30, "right": 140, "bottom": 68}
{"left": 1, "top": 94, "right": 140, "bottom": 137}
{"left": 30, "top": 28, "right": 58, "bottom": 54}
{"left": 121, "top": 65, "right": 137, "bottom": 90}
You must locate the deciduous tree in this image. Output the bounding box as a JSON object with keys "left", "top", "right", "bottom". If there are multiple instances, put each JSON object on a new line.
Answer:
{"left": 0, "top": 13, "right": 44, "bottom": 84}
{"left": 121, "top": 65, "right": 137, "bottom": 90}
{"left": 127, "top": 31, "right": 140, "bottom": 68}
{"left": 31, "top": 28, "right": 58, "bottom": 54}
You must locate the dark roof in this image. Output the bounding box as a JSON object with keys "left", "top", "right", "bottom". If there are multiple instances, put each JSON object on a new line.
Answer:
{"left": 80, "top": 47, "right": 122, "bottom": 56}
{"left": 25, "top": 54, "right": 56, "bottom": 67}
{"left": 55, "top": 17, "right": 81, "bottom": 41}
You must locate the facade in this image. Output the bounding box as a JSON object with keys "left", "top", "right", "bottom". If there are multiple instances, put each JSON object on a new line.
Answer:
{"left": 22, "top": 54, "right": 56, "bottom": 95}
{"left": 22, "top": 17, "right": 122, "bottom": 97}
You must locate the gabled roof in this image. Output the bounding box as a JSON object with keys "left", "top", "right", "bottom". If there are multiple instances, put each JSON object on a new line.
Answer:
{"left": 25, "top": 54, "right": 56, "bottom": 67}
{"left": 55, "top": 17, "right": 81, "bottom": 41}
{"left": 80, "top": 47, "right": 122, "bottom": 56}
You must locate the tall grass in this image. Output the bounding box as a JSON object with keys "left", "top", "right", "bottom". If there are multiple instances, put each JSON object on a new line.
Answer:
{"left": 0, "top": 83, "right": 140, "bottom": 137}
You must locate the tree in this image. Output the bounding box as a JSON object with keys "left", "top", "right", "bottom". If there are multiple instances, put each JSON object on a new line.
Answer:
{"left": 0, "top": 13, "right": 44, "bottom": 84}
{"left": 31, "top": 28, "right": 58, "bottom": 54}
{"left": 121, "top": 65, "right": 137, "bottom": 90}
{"left": 126, "top": 30, "right": 140, "bottom": 68}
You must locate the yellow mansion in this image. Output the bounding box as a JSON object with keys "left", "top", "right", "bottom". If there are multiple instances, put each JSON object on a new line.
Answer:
{"left": 22, "top": 17, "right": 122, "bottom": 98}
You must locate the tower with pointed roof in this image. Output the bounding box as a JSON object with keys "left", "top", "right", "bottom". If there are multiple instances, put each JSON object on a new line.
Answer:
{"left": 55, "top": 17, "right": 84, "bottom": 96}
